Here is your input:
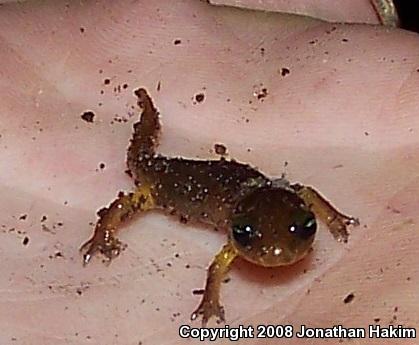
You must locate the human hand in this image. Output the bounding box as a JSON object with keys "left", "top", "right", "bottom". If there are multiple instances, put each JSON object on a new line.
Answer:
{"left": 0, "top": 1, "right": 418, "bottom": 344}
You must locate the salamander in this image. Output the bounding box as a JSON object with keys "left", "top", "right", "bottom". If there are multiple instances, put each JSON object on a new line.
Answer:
{"left": 81, "top": 88, "right": 359, "bottom": 326}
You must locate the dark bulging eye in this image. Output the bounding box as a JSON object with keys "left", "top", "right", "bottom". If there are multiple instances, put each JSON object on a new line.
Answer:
{"left": 232, "top": 223, "right": 255, "bottom": 247}
{"left": 289, "top": 215, "right": 317, "bottom": 239}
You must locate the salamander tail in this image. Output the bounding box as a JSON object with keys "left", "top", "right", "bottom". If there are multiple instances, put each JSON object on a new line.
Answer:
{"left": 126, "top": 88, "right": 161, "bottom": 177}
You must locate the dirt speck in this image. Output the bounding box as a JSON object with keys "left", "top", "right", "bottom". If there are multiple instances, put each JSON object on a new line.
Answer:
{"left": 80, "top": 27, "right": 85, "bottom": 33}
{"left": 343, "top": 292, "right": 355, "bottom": 304}
{"left": 104, "top": 78, "right": 111, "bottom": 85}
{"left": 22, "top": 236, "right": 29, "bottom": 246}
{"left": 81, "top": 111, "right": 95, "bottom": 123}
{"left": 195, "top": 93, "right": 205, "bottom": 103}
{"left": 214, "top": 143, "right": 227, "bottom": 155}
{"left": 111, "top": 115, "right": 128, "bottom": 124}
{"left": 173, "top": 39, "right": 181, "bottom": 45}
{"left": 326, "top": 26, "right": 337, "bottom": 34}
{"left": 280, "top": 67, "right": 290, "bottom": 77}
{"left": 254, "top": 87, "right": 268, "bottom": 101}
{"left": 19, "top": 214, "right": 27, "bottom": 221}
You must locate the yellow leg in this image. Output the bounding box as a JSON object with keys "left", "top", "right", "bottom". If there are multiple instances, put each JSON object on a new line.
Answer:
{"left": 80, "top": 184, "right": 155, "bottom": 265}
{"left": 293, "top": 184, "right": 359, "bottom": 243}
{"left": 191, "top": 242, "right": 238, "bottom": 326}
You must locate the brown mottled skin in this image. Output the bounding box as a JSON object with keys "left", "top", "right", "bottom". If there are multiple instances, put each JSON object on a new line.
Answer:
{"left": 81, "top": 88, "right": 359, "bottom": 326}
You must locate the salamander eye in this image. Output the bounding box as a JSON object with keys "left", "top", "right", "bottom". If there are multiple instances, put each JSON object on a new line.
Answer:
{"left": 232, "top": 223, "right": 255, "bottom": 247}
{"left": 289, "top": 215, "right": 317, "bottom": 239}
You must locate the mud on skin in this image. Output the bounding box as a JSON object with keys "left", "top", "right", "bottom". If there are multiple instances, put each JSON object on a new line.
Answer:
{"left": 80, "top": 88, "right": 359, "bottom": 326}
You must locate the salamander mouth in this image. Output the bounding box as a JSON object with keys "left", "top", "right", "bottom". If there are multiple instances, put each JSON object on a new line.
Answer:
{"left": 232, "top": 238, "right": 315, "bottom": 268}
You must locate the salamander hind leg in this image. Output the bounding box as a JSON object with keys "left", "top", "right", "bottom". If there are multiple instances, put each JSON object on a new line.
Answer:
{"left": 292, "top": 184, "right": 359, "bottom": 243}
{"left": 80, "top": 184, "right": 155, "bottom": 265}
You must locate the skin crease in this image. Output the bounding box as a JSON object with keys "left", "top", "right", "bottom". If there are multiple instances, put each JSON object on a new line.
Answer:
{"left": 208, "top": 0, "right": 381, "bottom": 25}
{"left": 0, "top": 0, "right": 419, "bottom": 344}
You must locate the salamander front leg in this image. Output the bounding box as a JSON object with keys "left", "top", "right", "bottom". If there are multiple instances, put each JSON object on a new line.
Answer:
{"left": 80, "top": 184, "right": 155, "bottom": 265}
{"left": 191, "top": 242, "right": 238, "bottom": 326}
{"left": 292, "top": 184, "right": 359, "bottom": 243}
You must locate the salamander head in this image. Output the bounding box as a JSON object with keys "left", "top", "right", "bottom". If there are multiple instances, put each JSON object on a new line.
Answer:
{"left": 229, "top": 186, "right": 316, "bottom": 267}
